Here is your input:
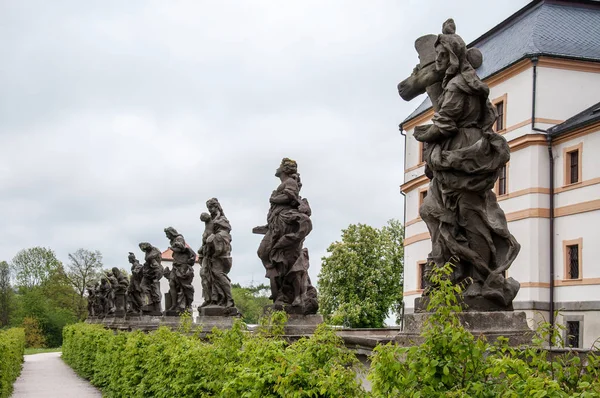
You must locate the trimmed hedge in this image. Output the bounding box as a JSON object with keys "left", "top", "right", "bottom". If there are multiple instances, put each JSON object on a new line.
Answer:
{"left": 62, "top": 319, "right": 365, "bottom": 397}
{"left": 0, "top": 328, "right": 25, "bottom": 398}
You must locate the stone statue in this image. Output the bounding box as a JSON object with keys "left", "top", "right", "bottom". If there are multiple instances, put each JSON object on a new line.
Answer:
{"left": 163, "top": 227, "right": 196, "bottom": 315}
{"left": 139, "top": 242, "right": 163, "bottom": 315}
{"left": 127, "top": 252, "right": 144, "bottom": 315}
{"left": 198, "top": 199, "right": 235, "bottom": 311}
{"left": 253, "top": 158, "right": 319, "bottom": 315}
{"left": 92, "top": 281, "right": 103, "bottom": 316}
{"left": 86, "top": 284, "right": 96, "bottom": 317}
{"left": 398, "top": 19, "right": 520, "bottom": 310}
{"left": 97, "top": 276, "right": 114, "bottom": 316}
{"left": 111, "top": 267, "right": 129, "bottom": 316}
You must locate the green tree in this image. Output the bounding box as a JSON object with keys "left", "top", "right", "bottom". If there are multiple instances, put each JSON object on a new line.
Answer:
{"left": 10, "top": 247, "right": 62, "bottom": 289}
{"left": 0, "top": 261, "right": 12, "bottom": 327}
{"left": 231, "top": 283, "right": 271, "bottom": 324}
{"left": 64, "top": 249, "right": 103, "bottom": 319}
{"left": 317, "top": 219, "right": 404, "bottom": 328}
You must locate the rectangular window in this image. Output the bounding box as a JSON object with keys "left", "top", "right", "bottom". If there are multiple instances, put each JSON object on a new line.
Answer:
{"left": 567, "top": 244, "right": 580, "bottom": 279}
{"left": 418, "top": 262, "right": 426, "bottom": 290}
{"left": 498, "top": 165, "right": 507, "bottom": 195}
{"left": 566, "top": 321, "right": 580, "bottom": 348}
{"left": 569, "top": 150, "right": 579, "bottom": 184}
{"left": 420, "top": 142, "right": 427, "bottom": 163}
{"left": 494, "top": 101, "right": 504, "bottom": 132}
{"left": 419, "top": 189, "right": 428, "bottom": 207}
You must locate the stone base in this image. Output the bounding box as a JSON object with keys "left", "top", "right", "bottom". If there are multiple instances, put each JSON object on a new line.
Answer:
{"left": 164, "top": 308, "right": 194, "bottom": 317}
{"left": 265, "top": 303, "right": 318, "bottom": 316}
{"left": 199, "top": 305, "right": 239, "bottom": 317}
{"left": 284, "top": 314, "right": 323, "bottom": 335}
{"left": 195, "top": 315, "right": 239, "bottom": 331}
{"left": 398, "top": 311, "right": 533, "bottom": 346}
{"left": 415, "top": 295, "right": 514, "bottom": 313}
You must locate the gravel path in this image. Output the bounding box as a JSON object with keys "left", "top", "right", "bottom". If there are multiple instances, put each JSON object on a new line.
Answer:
{"left": 11, "top": 352, "right": 102, "bottom": 398}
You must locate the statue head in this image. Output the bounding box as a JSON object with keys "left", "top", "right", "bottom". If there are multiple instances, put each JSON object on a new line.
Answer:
{"left": 111, "top": 267, "right": 120, "bottom": 276}
{"left": 139, "top": 242, "right": 151, "bottom": 252}
{"left": 275, "top": 157, "right": 297, "bottom": 178}
{"left": 164, "top": 227, "right": 179, "bottom": 239}
{"left": 206, "top": 198, "right": 225, "bottom": 218}
{"left": 200, "top": 212, "right": 211, "bottom": 223}
{"left": 127, "top": 252, "right": 136, "bottom": 264}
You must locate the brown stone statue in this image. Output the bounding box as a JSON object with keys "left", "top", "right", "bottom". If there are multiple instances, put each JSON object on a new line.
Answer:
{"left": 110, "top": 267, "right": 129, "bottom": 317}
{"left": 139, "top": 242, "right": 163, "bottom": 315}
{"left": 86, "top": 284, "right": 96, "bottom": 317}
{"left": 127, "top": 252, "right": 144, "bottom": 315}
{"left": 198, "top": 199, "right": 236, "bottom": 312}
{"left": 253, "top": 158, "right": 319, "bottom": 315}
{"left": 163, "top": 227, "right": 196, "bottom": 315}
{"left": 398, "top": 19, "right": 520, "bottom": 310}
{"left": 97, "top": 275, "right": 114, "bottom": 316}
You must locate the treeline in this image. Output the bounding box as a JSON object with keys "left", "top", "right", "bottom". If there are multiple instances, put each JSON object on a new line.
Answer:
{"left": 0, "top": 247, "right": 103, "bottom": 347}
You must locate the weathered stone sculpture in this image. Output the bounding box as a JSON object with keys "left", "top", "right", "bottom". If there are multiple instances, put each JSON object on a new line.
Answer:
{"left": 86, "top": 284, "right": 96, "bottom": 317}
{"left": 110, "top": 267, "right": 129, "bottom": 317}
{"left": 127, "top": 252, "right": 144, "bottom": 315}
{"left": 198, "top": 198, "right": 236, "bottom": 313}
{"left": 253, "top": 158, "right": 319, "bottom": 315}
{"left": 97, "top": 276, "right": 114, "bottom": 316}
{"left": 163, "top": 227, "right": 196, "bottom": 315}
{"left": 139, "top": 242, "right": 163, "bottom": 315}
{"left": 398, "top": 19, "right": 520, "bottom": 310}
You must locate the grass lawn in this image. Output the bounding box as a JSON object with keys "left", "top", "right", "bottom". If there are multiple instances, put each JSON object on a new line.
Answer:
{"left": 24, "top": 347, "right": 62, "bottom": 355}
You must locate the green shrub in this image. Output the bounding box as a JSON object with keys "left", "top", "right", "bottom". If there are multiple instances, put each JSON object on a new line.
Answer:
{"left": 0, "top": 328, "right": 25, "bottom": 398}
{"left": 62, "top": 314, "right": 365, "bottom": 397}
{"left": 368, "top": 261, "right": 600, "bottom": 397}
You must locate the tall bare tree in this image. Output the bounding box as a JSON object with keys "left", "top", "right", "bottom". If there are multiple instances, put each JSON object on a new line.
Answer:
{"left": 64, "top": 249, "right": 103, "bottom": 319}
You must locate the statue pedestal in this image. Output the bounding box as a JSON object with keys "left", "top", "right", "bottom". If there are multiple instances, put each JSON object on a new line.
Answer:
{"left": 415, "top": 296, "right": 514, "bottom": 313}
{"left": 284, "top": 314, "right": 323, "bottom": 335}
{"left": 397, "top": 311, "right": 533, "bottom": 346}
{"left": 114, "top": 291, "right": 127, "bottom": 317}
{"left": 142, "top": 303, "right": 162, "bottom": 316}
{"left": 199, "top": 305, "right": 239, "bottom": 317}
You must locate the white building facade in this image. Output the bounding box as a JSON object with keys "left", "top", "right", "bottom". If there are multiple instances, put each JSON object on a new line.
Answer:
{"left": 400, "top": 0, "right": 600, "bottom": 348}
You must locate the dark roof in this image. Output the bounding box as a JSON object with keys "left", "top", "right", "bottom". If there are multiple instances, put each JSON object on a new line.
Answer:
{"left": 402, "top": 0, "right": 600, "bottom": 125}
{"left": 547, "top": 101, "right": 600, "bottom": 136}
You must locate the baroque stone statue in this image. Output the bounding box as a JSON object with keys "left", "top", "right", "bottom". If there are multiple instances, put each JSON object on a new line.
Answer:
{"left": 163, "top": 227, "right": 196, "bottom": 315}
{"left": 139, "top": 242, "right": 163, "bottom": 315}
{"left": 97, "top": 275, "right": 114, "bottom": 316}
{"left": 198, "top": 198, "right": 236, "bottom": 313}
{"left": 110, "top": 267, "right": 129, "bottom": 317}
{"left": 398, "top": 19, "right": 520, "bottom": 310}
{"left": 86, "top": 284, "right": 96, "bottom": 317}
{"left": 127, "top": 252, "right": 144, "bottom": 315}
{"left": 253, "top": 158, "right": 319, "bottom": 315}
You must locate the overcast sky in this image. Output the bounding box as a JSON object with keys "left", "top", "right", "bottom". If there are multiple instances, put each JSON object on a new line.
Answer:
{"left": 0, "top": 0, "right": 529, "bottom": 286}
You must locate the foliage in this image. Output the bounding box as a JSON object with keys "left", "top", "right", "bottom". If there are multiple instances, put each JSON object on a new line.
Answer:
{"left": 64, "top": 249, "right": 103, "bottom": 319}
{"left": 0, "top": 328, "right": 25, "bottom": 398}
{"left": 318, "top": 219, "right": 404, "bottom": 328}
{"left": 0, "top": 262, "right": 11, "bottom": 327}
{"left": 10, "top": 285, "right": 77, "bottom": 347}
{"left": 21, "top": 316, "right": 46, "bottom": 348}
{"left": 10, "top": 247, "right": 63, "bottom": 289}
{"left": 231, "top": 283, "right": 271, "bottom": 324}
{"left": 63, "top": 312, "right": 365, "bottom": 397}
{"left": 368, "top": 261, "right": 600, "bottom": 397}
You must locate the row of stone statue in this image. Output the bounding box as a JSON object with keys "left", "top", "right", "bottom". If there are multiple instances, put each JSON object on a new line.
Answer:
{"left": 87, "top": 158, "right": 319, "bottom": 318}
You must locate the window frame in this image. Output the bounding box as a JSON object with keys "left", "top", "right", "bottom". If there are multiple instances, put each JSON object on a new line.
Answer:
{"left": 563, "top": 315, "right": 584, "bottom": 349}
{"left": 417, "top": 261, "right": 427, "bottom": 291}
{"left": 563, "top": 143, "right": 583, "bottom": 186}
{"left": 563, "top": 238, "right": 583, "bottom": 281}
{"left": 491, "top": 94, "right": 507, "bottom": 134}
{"left": 494, "top": 162, "right": 509, "bottom": 197}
